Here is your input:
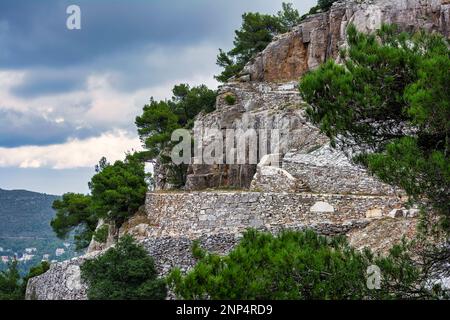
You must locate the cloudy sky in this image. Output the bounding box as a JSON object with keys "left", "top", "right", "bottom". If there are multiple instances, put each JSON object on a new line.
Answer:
{"left": 0, "top": 0, "right": 316, "bottom": 195}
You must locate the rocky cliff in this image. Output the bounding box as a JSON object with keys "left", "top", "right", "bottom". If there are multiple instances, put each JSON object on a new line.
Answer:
{"left": 243, "top": 0, "right": 450, "bottom": 82}
{"left": 26, "top": 0, "right": 450, "bottom": 300}
{"left": 183, "top": 0, "right": 450, "bottom": 191}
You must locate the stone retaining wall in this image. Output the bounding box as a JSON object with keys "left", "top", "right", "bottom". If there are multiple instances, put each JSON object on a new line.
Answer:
{"left": 145, "top": 191, "right": 404, "bottom": 238}
{"left": 27, "top": 191, "right": 405, "bottom": 300}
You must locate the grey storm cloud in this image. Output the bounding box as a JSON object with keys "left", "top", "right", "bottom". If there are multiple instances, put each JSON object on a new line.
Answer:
{"left": 10, "top": 67, "right": 86, "bottom": 98}
{"left": 0, "top": 109, "right": 101, "bottom": 147}
{"left": 0, "top": 0, "right": 299, "bottom": 68}
{"left": 0, "top": 0, "right": 317, "bottom": 148}
{"left": 0, "top": 0, "right": 316, "bottom": 68}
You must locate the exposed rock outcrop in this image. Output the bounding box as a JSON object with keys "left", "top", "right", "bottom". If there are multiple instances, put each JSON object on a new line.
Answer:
{"left": 282, "top": 144, "right": 402, "bottom": 195}
{"left": 184, "top": 81, "right": 327, "bottom": 190}
{"left": 183, "top": 0, "right": 450, "bottom": 191}
{"left": 242, "top": 0, "right": 450, "bottom": 82}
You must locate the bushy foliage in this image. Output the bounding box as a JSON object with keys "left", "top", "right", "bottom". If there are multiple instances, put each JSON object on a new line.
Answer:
{"left": 171, "top": 83, "right": 217, "bottom": 127}
{"left": 81, "top": 236, "right": 166, "bottom": 300}
{"left": 318, "top": 0, "right": 337, "bottom": 11}
{"left": 216, "top": 3, "right": 302, "bottom": 82}
{"left": 0, "top": 260, "right": 49, "bottom": 300}
{"left": 51, "top": 193, "right": 96, "bottom": 249}
{"left": 93, "top": 225, "right": 109, "bottom": 243}
{"left": 135, "top": 84, "right": 217, "bottom": 188}
{"left": 299, "top": 24, "right": 449, "bottom": 232}
{"left": 168, "top": 230, "right": 443, "bottom": 300}
{"left": 0, "top": 260, "right": 22, "bottom": 300}
{"left": 88, "top": 153, "right": 148, "bottom": 226}
{"left": 51, "top": 154, "right": 148, "bottom": 249}
{"left": 224, "top": 94, "right": 236, "bottom": 105}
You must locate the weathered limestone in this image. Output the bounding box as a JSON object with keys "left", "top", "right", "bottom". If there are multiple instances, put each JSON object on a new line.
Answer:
{"left": 175, "top": 1, "right": 450, "bottom": 192}
{"left": 250, "top": 154, "right": 308, "bottom": 192}
{"left": 348, "top": 217, "right": 418, "bottom": 255}
{"left": 242, "top": 0, "right": 450, "bottom": 82}
{"left": 184, "top": 81, "right": 327, "bottom": 190}
{"left": 86, "top": 219, "right": 117, "bottom": 254}
{"left": 282, "top": 144, "right": 401, "bottom": 195}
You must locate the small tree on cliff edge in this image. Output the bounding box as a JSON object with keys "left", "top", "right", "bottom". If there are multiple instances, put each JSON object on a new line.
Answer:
{"left": 135, "top": 83, "right": 217, "bottom": 188}
{"left": 215, "top": 2, "right": 302, "bottom": 82}
{"left": 51, "top": 153, "right": 148, "bottom": 249}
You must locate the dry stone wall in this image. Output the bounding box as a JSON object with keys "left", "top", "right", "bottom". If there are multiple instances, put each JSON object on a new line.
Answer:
{"left": 143, "top": 191, "right": 404, "bottom": 238}
{"left": 25, "top": 234, "right": 239, "bottom": 300}
{"left": 26, "top": 254, "right": 93, "bottom": 300}
{"left": 26, "top": 189, "right": 407, "bottom": 300}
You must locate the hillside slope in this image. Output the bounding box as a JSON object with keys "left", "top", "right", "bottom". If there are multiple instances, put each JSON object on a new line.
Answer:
{"left": 0, "top": 188, "right": 76, "bottom": 274}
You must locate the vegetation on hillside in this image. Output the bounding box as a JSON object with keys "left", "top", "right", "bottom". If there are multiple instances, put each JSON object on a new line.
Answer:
{"left": 51, "top": 153, "right": 148, "bottom": 250}
{"left": 168, "top": 229, "right": 446, "bottom": 299}
{"left": 216, "top": 1, "right": 339, "bottom": 82}
{"left": 0, "top": 260, "right": 49, "bottom": 300}
{"left": 0, "top": 189, "right": 76, "bottom": 275}
{"left": 300, "top": 24, "right": 449, "bottom": 284}
{"left": 81, "top": 236, "right": 166, "bottom": 300}
{"left": 135, "top": 84, "right": 217, "bottom": 188}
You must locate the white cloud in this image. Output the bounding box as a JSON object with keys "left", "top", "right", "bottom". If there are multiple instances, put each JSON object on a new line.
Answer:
{"left": 0, "top": 43, "right": 220, "bottom": 140}
{"left": 0, "top": 44, "right": 220, "bottom": 170}
{"left": 0, "top": 130, "right": 142, "bottom": 169}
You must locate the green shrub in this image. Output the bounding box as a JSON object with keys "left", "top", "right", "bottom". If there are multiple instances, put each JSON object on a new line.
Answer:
{"left": 168, "top": 230, "right": 444, "bottom": 300}
{"left": 93, "top": 225, "right": 109, "bottom": 243}
{"left": 169, "top": 229, "right": 370, "bottom": 300}
{"left": 0, "top": 260, "right": 22, "bottom": 300}
{"left": 224, "top": 94, "right": 236, "bottom": 105}
{"left": 52, "top": 153, "right": 148, "bottom": 249}
{"left": 81, "top": 236, "right": 167, "bottom": 300}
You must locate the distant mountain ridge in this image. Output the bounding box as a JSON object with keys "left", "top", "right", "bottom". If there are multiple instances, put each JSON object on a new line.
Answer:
{"left": 0, "top": 188, "right": 77, "bottom": 274}
{"left": 0, "top": 188, "right": 59, "bottom": 238}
